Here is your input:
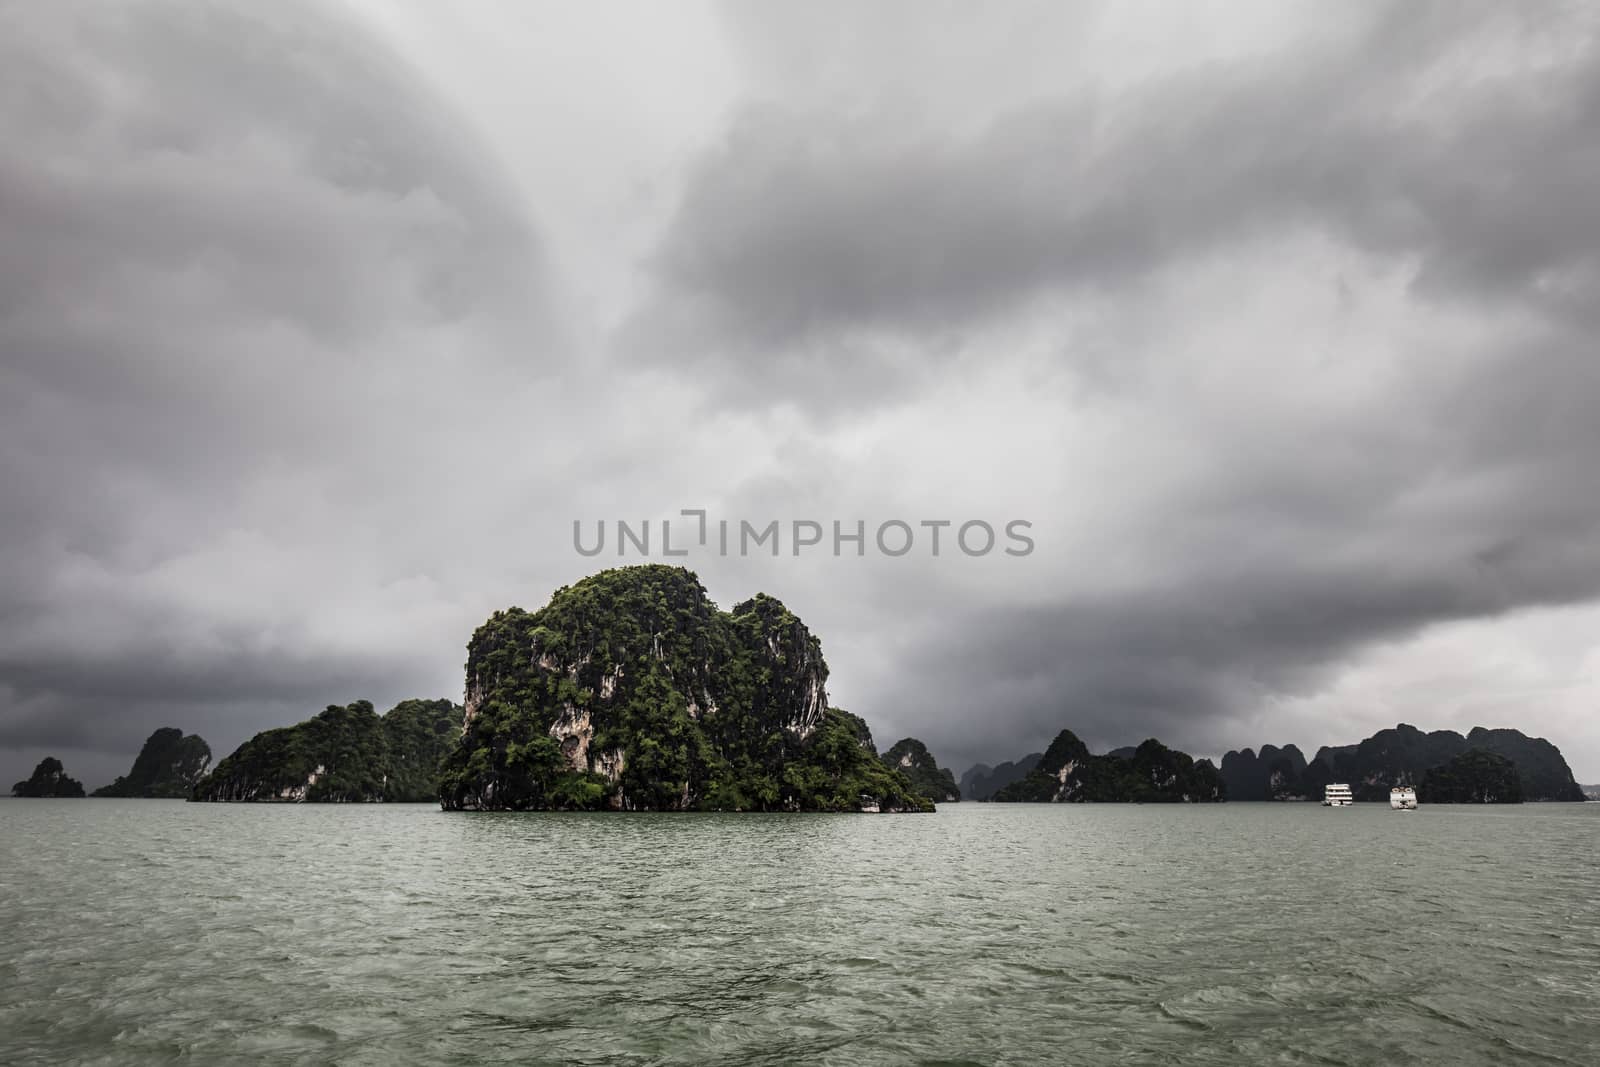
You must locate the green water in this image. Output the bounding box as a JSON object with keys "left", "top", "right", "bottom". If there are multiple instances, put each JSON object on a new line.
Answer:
{"left": 1, "top": 801, "right": 1596, "bottom": 1065}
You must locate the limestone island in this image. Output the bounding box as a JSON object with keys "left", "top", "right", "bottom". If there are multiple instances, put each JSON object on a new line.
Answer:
{"left": 439, "top": 565, "right": 932, "bottom": 812}
{"left": 882, "top": 737, "right": 961, "bottom": 802}
{"left": 12, "top": 757, "right": 86, "bottom": 798}
{"left": 192, "top": 699, "right": 464, "bottom": 802}
{"left": 1218, "top": 723, "right": 1585, "bottom": 802}
{"left": 990, "top": 730, "right": 1226, "bottom": 803}
{"left": 93, "top": 728, "right": 212, "bottom": 798}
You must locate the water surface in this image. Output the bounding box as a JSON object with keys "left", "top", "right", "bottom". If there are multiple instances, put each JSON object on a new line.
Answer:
{"left": 2, "top": 800, "right": 1596, "bottom": 1065}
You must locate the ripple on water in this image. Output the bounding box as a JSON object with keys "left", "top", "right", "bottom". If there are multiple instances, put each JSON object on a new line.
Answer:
{"left": 1, "top": 801, "right": 1598, "bottom": 1065}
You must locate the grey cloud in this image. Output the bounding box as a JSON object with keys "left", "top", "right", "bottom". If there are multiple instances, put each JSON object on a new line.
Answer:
{"left": 859, "top": 517, "right": 1600, "bottom": 773}
{"left": 0, "top": 0, "right": 553, "bottom": 769}
{"left": 5, "top": 1, "right": 1599, "bottom": 791}
{"left": 598, "top": 1, "right": 1600, "bottom": 778}
{"left": 810, "top": 329, "right": 1600, "bottom": 769}
{"left": 626, "top": 3, "right": 1599, "bottom": 392}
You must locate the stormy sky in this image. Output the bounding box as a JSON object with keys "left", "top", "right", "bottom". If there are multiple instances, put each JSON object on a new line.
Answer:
{"left": 4, "top": 0, "right": 1600, "bottom": 789}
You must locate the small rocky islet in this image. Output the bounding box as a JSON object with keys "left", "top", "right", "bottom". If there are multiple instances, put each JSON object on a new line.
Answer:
{"left": 11, "top": 757, "right": 86, "bottom": 798}
{"left": 19, "top": 566, "right": 1587, "bottom": 809}
{"left": 881, "top": 737, "right": 961, "bottom": 803}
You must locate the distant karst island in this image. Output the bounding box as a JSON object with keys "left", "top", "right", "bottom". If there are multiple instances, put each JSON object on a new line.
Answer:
{"left": 93, "top": 728, "right": 212, "bottom": 798}
{"left": 193, "top": 698, "right": 463, "bottom": 803}
{"left": 1215, "top": 723, "right": 1585, "bottom": 803}
{"left": 11, "top": 757, "right": 86, "bottom": 798}
{"left": 881, "top": 738, "right": 961, "bottom": 803}
{"left": 14, "top": 567, "right": 1589, "bottom": 810}
{"left": 987, "top": 731, "right": 1226, "bottom": 803}
{"left": 961, "top": 723, "right": 1584, "bottom": 805}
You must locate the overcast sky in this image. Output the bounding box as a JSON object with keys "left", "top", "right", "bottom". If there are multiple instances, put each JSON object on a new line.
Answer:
{"left": 4, "top": 0, "right": 1599, "bottom": 790}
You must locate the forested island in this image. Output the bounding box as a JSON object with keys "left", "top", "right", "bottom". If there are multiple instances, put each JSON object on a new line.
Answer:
{"left": 11, "top": 758, "right": 86, "bottom": 798}
{"left": 439, "top": 566, "right": 930, "bottom": 811}
{"left": 168, "top": 568, "right": 930, "bottom": 811}
{"left": 1418, "top": 750, "right": 1524, "bottom": 803}
{"left": 881, "top": 738, "right": 961, "bottom": 802}
{"left": 93, "top": 728, "right": 211, "bottom": 798}
{"left": 16, "top": 567, "right": 1587, "bottom": 810}
{"left": 990, "top": 731, "right": 1225, "bottom": 803}
{"left": 191, "top": 699, "right": 463, "bottom": 802}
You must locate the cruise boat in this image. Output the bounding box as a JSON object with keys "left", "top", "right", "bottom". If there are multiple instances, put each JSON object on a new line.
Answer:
{"left": 1390, "top": 786, "right": 1418, "bottom": 810}
{"left": 1322, "top": 783, "right": 1354, "bottom": 807}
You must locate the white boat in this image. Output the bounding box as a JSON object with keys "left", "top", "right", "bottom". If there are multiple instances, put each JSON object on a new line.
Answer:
{"left": 1390, "top": 786, "right": 1417, "bottom": 810}
{"left": 858, "top": 794, "right": 880, "bottom": 813}
{"left": 1323, "top": 783, "right": 1354, "bottom": 807}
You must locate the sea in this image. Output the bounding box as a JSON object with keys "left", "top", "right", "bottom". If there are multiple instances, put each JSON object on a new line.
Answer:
{"left": 1, "top": 800, "right": 1596, "bottom": 1065}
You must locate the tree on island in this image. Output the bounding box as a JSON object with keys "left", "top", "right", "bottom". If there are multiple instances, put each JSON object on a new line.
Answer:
{"left": 189, "top": 698, "right": 469, "bottom": 803}
{"left": 1419, "top": 749, "right": 1524, "bottom": 804}
{"left": 12, "top": 757, "right": 87, "bottom": 798}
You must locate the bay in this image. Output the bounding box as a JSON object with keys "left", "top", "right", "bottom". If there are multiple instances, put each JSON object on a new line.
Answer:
{"left": 2, "top": 800, "right": 1597, "bottom": 1065}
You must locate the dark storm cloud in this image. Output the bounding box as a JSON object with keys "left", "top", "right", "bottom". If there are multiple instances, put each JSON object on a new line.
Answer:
{"left": 0, "top": 0, "right": 552, "bottom": 773}
{"left": 628, "top": 1, "right": 1600, "bottom": 772}
{"left": 881, "top": 511, "right": 1600, "bottom": 768}
{"left": 835, "top": 312, "right": 1600, "bottom": 769}
{"left": 627, "top": 3, "right": 1600, "bottom": 391}
{"left": 5, "top": 0, "right": 1600, "bottom": 791}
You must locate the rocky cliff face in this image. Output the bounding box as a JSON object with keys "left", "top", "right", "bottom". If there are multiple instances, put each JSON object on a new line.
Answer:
{"left": 11, "top": 757, "right": 86, "bottom": 798}
{"left": 1220, "top": 723, "right": 1584, "bottom": 802}
{"left": 192, "top": 699, "right": 463, "bottom": 802}
{"left": 992, "top": 731, "right": 1225, "bottom": 803}
{"left": 92, "top": 728, "right": 211, "bottom": 798}
{"left": 881, "top": 738, "right": 961, "bottom": 802}
{"left": 440, "top": 565, "right": 929, "bottom": 812}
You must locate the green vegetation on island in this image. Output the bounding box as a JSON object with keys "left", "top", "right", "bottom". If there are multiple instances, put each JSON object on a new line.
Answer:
{"left": 381, "top": 699, "right": 471, "bottom": 802}
{"left": 1419, "top": 749, "right": 1524, "bottom": 804}
{"left": 786, "top": 709, "right": 936, "bottom": 813}
{"left": 92, "top": 728, "right": 211, "bottom": 798}
{"left": 12, "top": 757, "right": 86, "bottom": 798}
{"left": 438, "top": 565, "right": 932, "bottom": 812}
{"left": 881, "top": 737, "right": 961, "bottom": 802}
{"left": 192, "top": 698, "right": 463, "bottom": 802}
{"left": 992, "top": 731, "right": 1225, "bottom": 803}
